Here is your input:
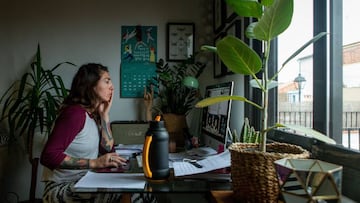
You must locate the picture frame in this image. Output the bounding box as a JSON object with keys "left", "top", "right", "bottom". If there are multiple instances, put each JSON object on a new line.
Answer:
{"left": 166, "top": 22, "right": 195, "bottom": 62}
{"left": 226, "top": 19, "right": 242, "bottom": 40}
{"left": 213, "top": 32, "right": 226, "bottom": 78}
{"left": 213, "top": 0, "right": 226, "bottom": 34}
{"left": 225, "top": 3, "right": 237, "bottom": 23}
{"left": 242, "top": 17, "right": 251, "bottom": 45}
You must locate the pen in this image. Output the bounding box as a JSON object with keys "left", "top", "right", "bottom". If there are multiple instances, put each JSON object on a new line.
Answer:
{"left": 183, "top": 158, "right": 203, "bottom": 168}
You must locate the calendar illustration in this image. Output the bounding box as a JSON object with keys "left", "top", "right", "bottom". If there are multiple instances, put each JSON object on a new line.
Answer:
{"left": 120, "top": 62, "right": 156, "bottom": 98}
{"left": 120, "top": 25, "right": 157, "bottom": 98}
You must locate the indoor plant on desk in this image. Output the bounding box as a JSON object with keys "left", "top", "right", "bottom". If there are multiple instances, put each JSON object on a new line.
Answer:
{"left": 147, "top": 56, "right": 205, "bottom": 148}
{"left": 196, "top": 0, "right": 335, "bottom": 202}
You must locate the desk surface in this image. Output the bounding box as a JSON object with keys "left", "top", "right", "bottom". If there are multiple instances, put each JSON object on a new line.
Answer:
{"left": 72, "top": 158, "right": 231, "bottom": 194}
{"left": 73, "top": 177, "right": 231, "bottom": 194}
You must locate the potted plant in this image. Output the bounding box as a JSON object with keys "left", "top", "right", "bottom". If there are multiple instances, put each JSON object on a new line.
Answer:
{"left": 196, "top": 0, "right": 334, "bottom": 201}
{"left": 147, "top": 56, "right": 205, "bottom": 147}
{"left": 0, "top": 44, "right": 76, "bottom": 201}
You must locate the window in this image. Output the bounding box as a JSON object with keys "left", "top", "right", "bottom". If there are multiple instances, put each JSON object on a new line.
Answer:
{"left": 277, "top": 0, "right": 360, "bottom": 151}
{"left": 277, "top": 0, "right": 314, "bottom": 128}
{"left": 342, "top": 0, "right": 360, "bottom": 150}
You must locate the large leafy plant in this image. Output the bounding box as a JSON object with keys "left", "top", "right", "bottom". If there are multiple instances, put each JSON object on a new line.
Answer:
{"left": 196, "top": 0, "right": 334, "bottom": 152}
{"left": 149, "top": 57, "right": 206, "bottom": 116}
{"left": 0, "top": 44, "right": 76, "bottom": 158}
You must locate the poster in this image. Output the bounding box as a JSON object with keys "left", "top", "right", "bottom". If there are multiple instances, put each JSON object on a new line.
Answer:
{"left": 120, "top": 25, "right": 157, "bottom": 98}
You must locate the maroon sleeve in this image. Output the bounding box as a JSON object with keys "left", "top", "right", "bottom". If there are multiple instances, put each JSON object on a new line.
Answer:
{"left": 40, "top": 105, "right": 86, "bottom": 170}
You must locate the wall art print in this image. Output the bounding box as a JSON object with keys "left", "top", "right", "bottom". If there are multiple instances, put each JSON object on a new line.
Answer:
{"left": 120, "top": 25, "right": 157, "bottom": 98}
{"left": 166, "top": 22, "right": 195, "bottom": 62}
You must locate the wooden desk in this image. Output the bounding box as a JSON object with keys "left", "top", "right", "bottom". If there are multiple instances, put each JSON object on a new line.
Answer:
{"left": 210, "top": 191, "right": 356, "bottom": 203}
{"left": 210, "top": 191, "right": 286, "bottom": 203}
{"left": 210, "top": 191, "right": 235, "bottom": 203}
{"left": 73, "top": 156, "right": 232, "bottom": 203}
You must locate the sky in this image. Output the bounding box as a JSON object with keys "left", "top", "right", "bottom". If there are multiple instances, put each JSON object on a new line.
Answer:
{"left": 277, "top": 0, "right": 360, "bottom": 87}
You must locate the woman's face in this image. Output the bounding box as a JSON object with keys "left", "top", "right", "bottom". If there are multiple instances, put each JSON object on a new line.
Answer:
{"left": 94, "top": 71, "right": 114, "bottom": 102}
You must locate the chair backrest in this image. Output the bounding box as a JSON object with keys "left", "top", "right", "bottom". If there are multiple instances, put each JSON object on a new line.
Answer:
{"left": 110, "top": 121, "right": 149, "bottom": 145}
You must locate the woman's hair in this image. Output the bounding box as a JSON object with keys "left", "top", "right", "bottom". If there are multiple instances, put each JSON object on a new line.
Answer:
{"left": 63, "top": 63, "right": 109, "bottom": 110}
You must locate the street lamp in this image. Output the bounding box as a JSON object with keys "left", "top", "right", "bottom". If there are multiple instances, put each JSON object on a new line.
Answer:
{"left": 294, "top": 73, "right": 306, "bottom": 102}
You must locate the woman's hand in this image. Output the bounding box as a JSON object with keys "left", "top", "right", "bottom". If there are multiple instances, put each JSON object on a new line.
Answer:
{"left": 98, "top": 91, "right": 113, "bottom": 122}
{"left": 90, "top": 152, "right": 127, "bottom": 169}
{"left": 144, "top": 86, "right": 153, "bottom": 120}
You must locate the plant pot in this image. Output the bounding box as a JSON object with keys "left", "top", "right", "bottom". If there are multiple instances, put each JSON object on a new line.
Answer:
{"left": 229, "top": 142, "right": 310, "bottom": 203}
{"left": 162, "top": 113, "right": 187, "bottom": 148}
{"left": 274, "top": 158, "right": 343, "bottom": 203}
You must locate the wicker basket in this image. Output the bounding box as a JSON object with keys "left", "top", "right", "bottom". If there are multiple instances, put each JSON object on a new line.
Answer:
{"left": 229, "top": 142, "right": 310, "bottom": 203}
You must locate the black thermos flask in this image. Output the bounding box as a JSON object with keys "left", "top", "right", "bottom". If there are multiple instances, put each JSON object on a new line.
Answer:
{"left": 142, "top": 116, "right": 170, "bottom": 180}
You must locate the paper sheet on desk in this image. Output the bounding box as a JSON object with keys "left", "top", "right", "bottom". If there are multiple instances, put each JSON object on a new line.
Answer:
{"left": 173, "top": 150, "right": 230, "bottom": 177}
{"left": 74, "top": 171, "right": 145, "bottom": 189}
{"left": 115, "top": 144, "right": 143, "bottom": 159}
{"left": 115, "top": 144, "right": 143, "bottom": 151}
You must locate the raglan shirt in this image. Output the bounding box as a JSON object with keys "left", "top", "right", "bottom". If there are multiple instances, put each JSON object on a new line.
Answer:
{"left": 40, "top": 105, "right": 100, "bottom": 183}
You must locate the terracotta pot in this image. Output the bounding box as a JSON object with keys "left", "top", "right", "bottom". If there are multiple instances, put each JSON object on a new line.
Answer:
{"left": 162, "top": 113, "right": 187, "bottom": 147}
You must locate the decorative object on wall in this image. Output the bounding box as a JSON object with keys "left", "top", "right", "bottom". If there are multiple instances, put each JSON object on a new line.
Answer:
{"left": 226, "top": 19, "right": 241, "bottom": 40}
{"left": 120, "top": 25, "right": 157, "bottom": 98}
{"left": 166, "top": 23, "right": 195, "bottom": 62}
{"left": 213, "top": 0, "right": 226, "bottom": 34}
{"left": 275, "top": 158, "right": 343, "bottom": 203}
{"left": 213, "top": 32, "right": 226, "bottom": 78}
{"left": 225, "top": 3, "right": 237, "bottom": 23}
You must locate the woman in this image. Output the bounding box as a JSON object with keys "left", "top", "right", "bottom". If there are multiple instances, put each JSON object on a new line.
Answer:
{"left": 40, "top": 63, "right": 127, "bottom": 202}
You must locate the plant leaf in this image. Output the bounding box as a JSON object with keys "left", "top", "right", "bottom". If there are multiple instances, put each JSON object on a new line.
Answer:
{"left": 216, "top": 36, "right": 262, "bottom": 75}
{"left": 280, "top": 124, "right": 336, "bottom": 144}
{"left": 195, "top": 95, "right": 262, "bottom": 110}
{"left": 253, "top": 0, "right": 293, "bottom": 41}
{"left": 226, "top": 0, "right": 262, "bottom": 18}
{"left": 261, "top": 0, "right": 274, "bottom": 7}
{"left": 200, "top": 45, "right": 217, "bottom": 52}
{"left": 282, "top": 32, "right": 328, "bottom": 68}
{"left": 250, "top": 79, "right": 278, "bottom": 90}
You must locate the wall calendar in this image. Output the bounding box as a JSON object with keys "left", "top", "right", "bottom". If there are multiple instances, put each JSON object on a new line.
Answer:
{"left": 120, "top": 25, "right": 157, "bottom": 98}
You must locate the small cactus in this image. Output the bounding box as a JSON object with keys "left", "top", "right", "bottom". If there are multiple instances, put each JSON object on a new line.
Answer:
{"left": 241, "top": 118, "right": 261, "bottom": 144}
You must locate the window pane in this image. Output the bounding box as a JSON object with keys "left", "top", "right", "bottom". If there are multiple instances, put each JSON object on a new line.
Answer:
{"left": 342, "top": 0, "right": 360, "bottom": 150}
{"left": 277, "top": 0, "right": 313, "bottom": 128}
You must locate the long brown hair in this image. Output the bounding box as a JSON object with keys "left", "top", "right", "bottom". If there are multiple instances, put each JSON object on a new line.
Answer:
{"left": 63, "top": 63, "right": 109, "bottom": 114}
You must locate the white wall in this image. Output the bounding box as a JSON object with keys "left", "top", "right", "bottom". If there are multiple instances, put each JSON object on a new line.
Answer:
{"left": 0, "top": 0, "right": 244, "bottom": 201}
{"left": 0, "top": 0, "right": 216, "bottom": 121}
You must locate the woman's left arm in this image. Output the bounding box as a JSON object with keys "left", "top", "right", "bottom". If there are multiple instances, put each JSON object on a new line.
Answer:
{"left": 98, "top": 93, "right": 114, "bottom": 152}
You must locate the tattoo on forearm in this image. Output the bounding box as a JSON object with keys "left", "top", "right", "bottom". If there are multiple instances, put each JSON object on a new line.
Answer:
{"left": 101, "top": 119, "right": 113, "bottom": 151}
{"left": 101, "top": 119, "right": 112, "bottom": 140}
{"left": 60, "top": 156, "right": 89, "bottom": 169}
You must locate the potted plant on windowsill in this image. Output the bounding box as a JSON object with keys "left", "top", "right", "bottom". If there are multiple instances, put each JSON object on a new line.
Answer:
{"left": 147, "top": 56, "right": 206, "bottom": 147}
{"left": 0, "top": 44, "right": 76, "bottom": 201}
{"left": 196, "top": 0, "right": 335, "bottom": 202}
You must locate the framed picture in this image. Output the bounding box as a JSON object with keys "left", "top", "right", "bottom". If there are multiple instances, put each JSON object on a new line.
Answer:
{"left": 166, "top": 22, "right": 195, "bottom": 62}
{"left": 213, "top": 32, "right": 226, "bottom": 78}
{"left": 226, "top": 4, "right": 237, "bottom": 23}
{"left": 213, "top": 0, "right": 226, "bottom": 34}
{"left": 242, "top": 17, "right": 251, "bottom": 45}
{"left": 226, "top": 19, "right": 242, "bottom": 39}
